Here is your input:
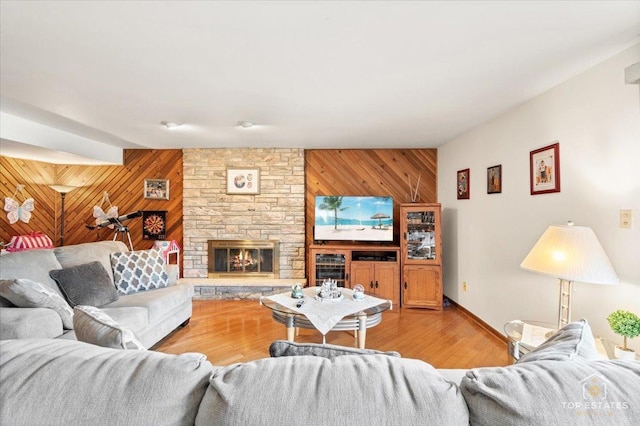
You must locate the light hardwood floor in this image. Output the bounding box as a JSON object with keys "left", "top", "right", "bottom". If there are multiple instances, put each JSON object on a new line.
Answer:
{"left": 153, "top": 300, "right": 510, "bottom": 368}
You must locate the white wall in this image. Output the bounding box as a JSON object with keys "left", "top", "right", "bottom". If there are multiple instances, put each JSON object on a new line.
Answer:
{"left": 438, "top": 44, "right": 640, "bottom": 351}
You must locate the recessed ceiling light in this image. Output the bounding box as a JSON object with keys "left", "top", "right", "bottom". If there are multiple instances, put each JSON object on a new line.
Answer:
{"left": 237, "top": 121, "right": 254, "bottom": 128}
{"left": 161, "top": 121, "right": 181, "bottom": 129}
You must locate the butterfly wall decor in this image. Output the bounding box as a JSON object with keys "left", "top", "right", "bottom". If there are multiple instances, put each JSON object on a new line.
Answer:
{"left": 92, "top": 192, "right": 118, "bottom": 229}
{"left": 4, "top": 185, "right": 35, "bottom": 224}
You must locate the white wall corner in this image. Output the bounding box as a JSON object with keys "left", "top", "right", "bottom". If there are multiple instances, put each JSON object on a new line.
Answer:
{"left": 625, "top": 62, "right": 640, "bottom": 84}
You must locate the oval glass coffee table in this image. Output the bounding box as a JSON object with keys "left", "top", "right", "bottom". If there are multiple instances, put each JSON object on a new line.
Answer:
{"left": 261, "top": 289, "right": 391, "bottom": 349}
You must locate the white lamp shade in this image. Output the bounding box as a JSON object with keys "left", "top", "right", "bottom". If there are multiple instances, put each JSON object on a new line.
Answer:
{"left": 49, "top": 185, "right": 76, "bottom": 194}
{"left": 520, "top": 224, "right": 618, "bottom": 285}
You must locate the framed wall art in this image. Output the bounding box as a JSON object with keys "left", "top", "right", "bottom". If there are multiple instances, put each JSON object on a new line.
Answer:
{"left": 487, "top": 164, "right": 502, "bottom": 194}
{"left": 530, "top": 142, "right": 560, "bottom": 195}
{"left": 227, "top": 168, "right": 260, "bottom": 195}
{"left": 144, "top": 179, "right": 169, "bottom": 200}
{"left": 457, "top": 168, "right": 470, "bottom": 200}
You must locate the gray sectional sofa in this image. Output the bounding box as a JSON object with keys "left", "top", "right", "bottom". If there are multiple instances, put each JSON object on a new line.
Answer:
{"left": 1, "top": 320, "right": 638, "bottom": 425}
{"left": 0, "top": 241, "right": 192, "bottom": 348}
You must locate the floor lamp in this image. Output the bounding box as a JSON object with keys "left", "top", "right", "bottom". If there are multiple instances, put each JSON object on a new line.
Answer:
{"left": 520, "top": 221, "right": 618, "bottom": 330}
{"left": 49, "top": 185, "right": 76, "bottom": 246}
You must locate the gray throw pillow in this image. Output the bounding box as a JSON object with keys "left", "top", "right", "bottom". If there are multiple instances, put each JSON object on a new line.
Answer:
{"left": 0, "top": 339, "right": 214, "bottom": 426}
{"left": 0, "top": 278, "right": 74, "bottom": 329}
{"left": 49, "top": 261, "right": 118, "bottom": 308}
{"left": 73, "top": 305, "right": 145, "bottom": 350}
{"left": 461, "top": 359, "right": 640, "bottom": 425}
{"left": 518, "top": 319, "right": 599, "bottom": 363}
{"left": 198, "top": 355, "right": 468, "bottom": 425}
{"left": 269, "top": 340, "right": 401, "bottom": 358}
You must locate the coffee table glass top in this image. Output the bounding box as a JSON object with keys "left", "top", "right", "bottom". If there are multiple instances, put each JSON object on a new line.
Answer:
{"left": 261, "top": 294, "right": 391, "bottom": 317}
{"left": 261, "top": 287, "right": 392, "bottom": 348}
{"left": 261, "top": 286, "right": 391, "bottom": 335}
{"left": 261, "top": 286, "right": 391, "bottom": 318}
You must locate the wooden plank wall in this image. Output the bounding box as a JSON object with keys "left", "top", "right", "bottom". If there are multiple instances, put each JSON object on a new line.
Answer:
{"left": 1, "top": 150, "right": 183, "bottom": 260}
{"left": 0, "top": 157, "right": 57, "bottom": 244}
{"left": 304, "top": 148, "right": 438, "bottom": 248}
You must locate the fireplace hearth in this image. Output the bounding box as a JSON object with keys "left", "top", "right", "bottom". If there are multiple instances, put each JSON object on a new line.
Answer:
{"left": 207, "top": 240, "right": 279, "bottom": 278}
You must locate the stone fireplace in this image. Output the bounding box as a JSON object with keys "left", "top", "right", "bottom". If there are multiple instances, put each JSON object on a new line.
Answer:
{"left": 208, "top": 239, "right": 279, "bottom": 278}
{"left": 181, "top": 148, "right": 306, "bottom": 299}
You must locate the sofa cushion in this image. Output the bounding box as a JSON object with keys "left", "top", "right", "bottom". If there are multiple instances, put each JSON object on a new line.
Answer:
{"left": 54, "top": 241, "right": 128, "bottom": 283}
{"left": 461, "top": 359, "right": 640, "bottom": 426}
{"left": 73, "top": 305, "right": 145, "bottom": 350}
{"left": 0, "top": 279, "right": 74, "bottom": 329}
{"left": 518, "top": 319, "right": 599, "bottom": 363}
{"left": 49, "top": 261, "right": 119, "bottom": 308}
{"left": 196, "top": 355, "right": 469, "bottom": 426}
{"left": 0, "top": 339, "right": 215, "bottom": 426}
{"left": 105, "top": 282, "right": 191, "bottom": 329}
{"left": 110, "top": 249, "right": 169, "bottom": 295}
{"left": 0, "top": 248, "right": 63, "bottom": 298}
{"left": 0, "top": 307, "right": 63, "bottom": 339}
{"left": 100, "top": 306, "right": 149, "bottom": 334}
{"left": 269, "top": 340, "right": 401, "bottom": 358}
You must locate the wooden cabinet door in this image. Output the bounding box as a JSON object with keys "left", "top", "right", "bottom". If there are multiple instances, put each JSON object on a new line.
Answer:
{"left": 402, "top": 265, "right": 442, "bottom": 309}
{"left": 351, "top": 263, "right": 374, "bottom": 292}
{"left": 374, "top": 263, "right": 399, "bottom": 307}
{"left": 351, "top": 262, "right": 399, "bottom": 306}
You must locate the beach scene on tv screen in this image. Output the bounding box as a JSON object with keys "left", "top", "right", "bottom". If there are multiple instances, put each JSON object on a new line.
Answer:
{"left": 314, "top": 196, "right": 393, "bottom": 241}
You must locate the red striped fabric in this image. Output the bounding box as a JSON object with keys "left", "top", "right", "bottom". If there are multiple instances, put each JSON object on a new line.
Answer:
{"left": 6, "top": 232, "right": 54, "bottom": 252}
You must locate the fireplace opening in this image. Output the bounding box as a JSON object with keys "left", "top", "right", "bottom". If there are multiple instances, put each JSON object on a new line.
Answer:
{"left": 208, "top": 240, "right": 279, "bottom": 278}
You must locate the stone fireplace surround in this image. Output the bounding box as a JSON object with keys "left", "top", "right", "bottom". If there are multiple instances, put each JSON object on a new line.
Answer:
{"left": 181, "top": 148, "right": 306, "bottom": 299}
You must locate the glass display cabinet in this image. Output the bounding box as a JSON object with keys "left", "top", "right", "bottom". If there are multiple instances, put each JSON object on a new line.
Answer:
{"left": 400, "top": 203, "right": 442, "bottom": 309}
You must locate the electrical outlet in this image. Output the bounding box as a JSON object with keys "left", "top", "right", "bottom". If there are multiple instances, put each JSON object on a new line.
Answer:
{"left": 463, "top": 281, "right": 467, "bottom": 292}
{"left": 620, "top": 209, "right": 632, "bottom": 229}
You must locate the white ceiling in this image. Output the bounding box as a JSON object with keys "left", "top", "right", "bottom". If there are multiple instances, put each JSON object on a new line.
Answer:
{"left": 1, "top": 1, "right": 639, "bottom": 163}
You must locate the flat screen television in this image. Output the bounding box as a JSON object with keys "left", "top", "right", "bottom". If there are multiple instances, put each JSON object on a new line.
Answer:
{"left": 314, "top": 196, "right": 394, "bottom": 242}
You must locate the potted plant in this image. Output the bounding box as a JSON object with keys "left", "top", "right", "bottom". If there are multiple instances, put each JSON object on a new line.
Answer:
{"left": 607, "top": 310, "right": 640, "bottom": 360}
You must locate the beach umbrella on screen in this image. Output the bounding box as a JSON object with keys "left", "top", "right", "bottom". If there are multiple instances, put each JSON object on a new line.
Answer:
{"left": 371, "top": 212, "right": 390, "bottom": 228}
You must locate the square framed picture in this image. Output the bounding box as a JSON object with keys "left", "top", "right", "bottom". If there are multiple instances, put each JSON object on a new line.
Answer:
{"left": 457, "top": 168, "right": 470, "bottom": 200}
{"left": 487, "top": 165, "right": 502, "bottom": 194}
{"left": 144, "top": 179, "right": 169, "bottom": 200}
{"left": 530, "top": 142, "right": 560, "bottom": 195}
{"left": 227, "top": 168, "right": 260, "bottom": 194}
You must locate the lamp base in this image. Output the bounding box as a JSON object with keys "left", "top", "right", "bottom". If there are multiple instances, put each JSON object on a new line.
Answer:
{"left": 557, "top": 279, "right": 573, "bottom": 330}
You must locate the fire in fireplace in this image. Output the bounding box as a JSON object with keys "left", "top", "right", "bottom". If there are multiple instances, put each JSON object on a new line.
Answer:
{"left": 207, "top": 240, "right": 279, "bottom": 278}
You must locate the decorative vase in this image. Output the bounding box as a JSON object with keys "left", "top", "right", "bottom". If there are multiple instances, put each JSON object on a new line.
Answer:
{"left": 614, "top": 345, "right": 636, "bottom": 360}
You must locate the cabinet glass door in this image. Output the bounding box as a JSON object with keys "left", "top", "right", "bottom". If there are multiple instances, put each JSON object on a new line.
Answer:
{"left": 315, "top": 253, "right": 347, "bottom": 287}
{"left": 405, "top": 210, "right": 437, "bottom": 261}
{"left": 401, "top": 206, "right": 441, "bottom": 264}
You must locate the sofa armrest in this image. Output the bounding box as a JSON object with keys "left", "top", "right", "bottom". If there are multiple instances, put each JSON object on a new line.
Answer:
{"left": 0, "top": 307, "right": 63, "bottom": 339}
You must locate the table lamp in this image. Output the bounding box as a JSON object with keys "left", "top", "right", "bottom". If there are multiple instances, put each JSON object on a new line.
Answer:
{"left": 520, "top": 221, "right": 618, "bottom": 330}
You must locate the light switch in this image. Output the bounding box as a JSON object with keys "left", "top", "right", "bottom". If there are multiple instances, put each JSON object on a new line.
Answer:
{"left": 620, "top": 209, "right": 632, "bottom": 229}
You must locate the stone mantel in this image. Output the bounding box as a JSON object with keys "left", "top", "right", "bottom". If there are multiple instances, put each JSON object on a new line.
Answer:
{"left": 182, "top": 278, "right": 307, "bottom": 300}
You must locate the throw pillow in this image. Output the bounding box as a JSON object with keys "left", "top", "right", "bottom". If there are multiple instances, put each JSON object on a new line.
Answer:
{"left": 73, "top": 305, "right": 145, "bottom": 350}
{"left": 0, "top": 278, "right": 74, "bottom": 329}
{"left": 461, "top": 360, "right": 640, "bottom": 425}
{"left": 517, "top": 319, "right": 599, "bottom": 363}
{"left": 269, "top": 340, "right": 401, "bottom": 358}
{"left": 202, "top": 356, "right": 469, "bottom": 425}
{"left": 110, "top": 249, "right": 169, "bottom": 295}
{"left": 49, "top": 261, "right": 119, "bottom": 308}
